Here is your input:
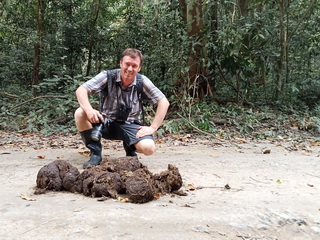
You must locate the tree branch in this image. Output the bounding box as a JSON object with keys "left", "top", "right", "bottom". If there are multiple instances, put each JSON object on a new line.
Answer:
{"left": 9, "top": 95, "right": 70, "bottom": 111}
{"left": 217, "top": 65, "right": 253, "bottom": 107}
{"left": 0, "top": 91, "right": 19, "bottom": 99}
{"left": 288, "top": 0, "right": 317, "bottom": 42}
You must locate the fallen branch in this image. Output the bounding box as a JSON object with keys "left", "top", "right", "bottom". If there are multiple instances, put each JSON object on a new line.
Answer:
{"left": 0, "top": 91, "right": 19, "bottom": 99}
{"left": 249, "top": 176, "right": 269, "bottom": 184}
{"left": 177, "top": 113, "right": 221, "bottom": 139}
{"left": 303, "top": 172, "right": 320, "bottom": 179}
{"left": 9, "top": 95, "right": 70, "bottom": 111}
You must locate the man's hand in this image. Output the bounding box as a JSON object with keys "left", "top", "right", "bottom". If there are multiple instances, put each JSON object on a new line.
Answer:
{"left": 136, "top": 97, "right": 169, "bottom": 138}
{"left": 86, "top": 109, "right": 104, "bottom": 124}
{"left": 136, "top": 126, "right": 157, "bottom": 138}
{"left": 76, "top": 86, "right": 104, "bottom": 124}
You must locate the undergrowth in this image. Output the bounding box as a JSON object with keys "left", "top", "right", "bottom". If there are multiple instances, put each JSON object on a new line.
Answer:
{"left": 160, "top": 100, "right": 320, "bottom": 141}
{"left": 1, "top": 84, "right": 319, "bottom": 140}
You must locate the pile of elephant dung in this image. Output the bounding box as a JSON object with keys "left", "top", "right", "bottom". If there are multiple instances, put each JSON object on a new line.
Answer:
{"left": 35, "top": 157, "right": 184, "bottom": 203}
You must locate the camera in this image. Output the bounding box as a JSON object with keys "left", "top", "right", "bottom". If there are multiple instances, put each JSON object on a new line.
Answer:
{"left": 116, "top": 103, "right": 132, "bottom": 122}
{"left": 90, "top": 117, "right": 111, "bottom": 142}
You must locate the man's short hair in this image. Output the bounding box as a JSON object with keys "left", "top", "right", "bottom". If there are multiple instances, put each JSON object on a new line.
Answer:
{"left": 121, "top": 48, "right": 144, "bottom": 66}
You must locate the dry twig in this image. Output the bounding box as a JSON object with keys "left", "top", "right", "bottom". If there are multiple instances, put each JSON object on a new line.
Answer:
{"left": 9, "top": 95, "right": 69, "bottom": 111}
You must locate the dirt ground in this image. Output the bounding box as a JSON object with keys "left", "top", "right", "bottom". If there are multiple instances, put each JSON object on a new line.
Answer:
{"left": 0, "top": 132, "right": 319, "bottom": 240}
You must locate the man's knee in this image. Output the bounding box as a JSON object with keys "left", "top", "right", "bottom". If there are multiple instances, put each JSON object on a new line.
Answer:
{"left": 135, "top": 139, "right": 156, "bottom": 156}
{"left": 74, "top": 107, "right": 92, "bottom": 131}
{"left": 74, "top": 107, "right": 86, "bottom": 120}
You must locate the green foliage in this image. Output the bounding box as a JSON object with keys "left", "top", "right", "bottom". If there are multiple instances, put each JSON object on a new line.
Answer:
{"left": 0, "top": 75, "right": 89, "bottom": 134}
{"left": 163, "top": 98, "right": 320, "bottom": 139}
{"left": 0, "top": 0, "right": 319, "bottom": 137}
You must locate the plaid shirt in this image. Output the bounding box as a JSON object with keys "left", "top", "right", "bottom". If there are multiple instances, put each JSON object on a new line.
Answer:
{"left": 82, "top": 69, "right": 165, "bottom": 123}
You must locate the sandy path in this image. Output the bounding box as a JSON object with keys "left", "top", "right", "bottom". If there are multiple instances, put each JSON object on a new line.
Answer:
{"left": 0, "top": 136, "right": 319, "bottom": 239}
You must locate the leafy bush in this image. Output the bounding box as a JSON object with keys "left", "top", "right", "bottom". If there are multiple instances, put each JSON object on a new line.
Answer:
{"left": 0, "top": 75, "right": 92, "bottom": 134}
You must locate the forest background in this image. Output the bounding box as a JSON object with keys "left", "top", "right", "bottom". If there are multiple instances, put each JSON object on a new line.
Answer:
{"left": 0, "top": 0, "right": 319, "bottom": 140}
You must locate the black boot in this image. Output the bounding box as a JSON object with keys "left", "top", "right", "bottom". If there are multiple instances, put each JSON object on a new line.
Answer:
{"left": 80, "top": 129, "right": 102, "bottom": 168}
{"left": 123, "top": 141, "right": 137, "bottom": 157}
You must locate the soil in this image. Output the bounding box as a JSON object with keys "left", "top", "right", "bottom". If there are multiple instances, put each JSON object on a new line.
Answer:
{"left": 0, "top": 131, "right": 319, "bottom": 240}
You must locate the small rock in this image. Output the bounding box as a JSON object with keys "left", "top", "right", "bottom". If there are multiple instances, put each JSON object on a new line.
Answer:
{"left": 194, "top": 225, "right": 210, "bottom": 233}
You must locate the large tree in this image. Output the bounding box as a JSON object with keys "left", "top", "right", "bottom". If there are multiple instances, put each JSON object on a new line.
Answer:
{"left": 178, "top": 0, "right": 213, "bottom": 99}
{"left": 33, "top": 0, "right": 45, "bottom": 87}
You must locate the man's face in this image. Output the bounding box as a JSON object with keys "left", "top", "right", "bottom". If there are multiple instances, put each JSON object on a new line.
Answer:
{"left": 120, "top": 56, "right": 141, "bottom": 84}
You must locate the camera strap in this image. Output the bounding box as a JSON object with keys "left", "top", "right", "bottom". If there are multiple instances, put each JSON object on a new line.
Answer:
{"left": 101, "top": 69, "right": 145, "bottom": 124}
{"left": 99, "top": 69, "right": 116, "bottom": 112}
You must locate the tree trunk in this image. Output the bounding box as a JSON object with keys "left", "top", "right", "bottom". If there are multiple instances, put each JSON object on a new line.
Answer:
{"left": 276, "top": 0, "right": 287, "bottom": 101}
{"left": 178, "top": 0, "right": 213, "bottom": 99}
{"left": 209, "top": 1, "right": 218, "bottom": 99}
{"left": 63, "top": 0, "right": 75, "bottom": 77}
{"left": 32, "top": 0, "right": 45, "bottom": 87}
{"left": 236, "top": 0, "right": 249, "bottom": 104}
{"left": 86, "top": 0, "right": 101, "bottom": 76}
{"left": 238, "top": 0, "right": 248, "bottom": 17}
